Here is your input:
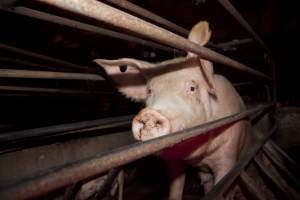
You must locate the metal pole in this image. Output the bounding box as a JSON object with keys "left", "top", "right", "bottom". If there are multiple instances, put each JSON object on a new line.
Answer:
{"left": 217, "top": 0, "right": 270, "bottom": 53}
{"left": 0, "top": 43, "right": 87, "bottom": 71}
{"left": 35, "top": 0, "right": 272, "bottom": 80}
{"left": 0, "top": 85, "right": 108, "bottom": 95}
{"left": 0, "top": 115, "right": 132, "bottom": 145}
{"left": 0, "top": 57, "right": 67, "bottom": 71}
{"left": 0, "top": 104, "right": 274, "bottom": 200}
{"left": 201, "top": 125, "right": 277, "bottom": 200}
{"left": 104, "top": 0, "right": 189, "bottom": 36}
{"left": 10, "top": 7, "right": 181, "bottom": 54}
{"left": 0, "top": 69, "right": 104, "bottom": 81}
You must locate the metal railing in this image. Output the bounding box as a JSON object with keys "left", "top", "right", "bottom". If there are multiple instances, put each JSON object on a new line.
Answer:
{"left": 0, "top": 0, "right": 290, "bottom": 200}
{"left": 0, "top": 104, "right": 274, "bottom": 200}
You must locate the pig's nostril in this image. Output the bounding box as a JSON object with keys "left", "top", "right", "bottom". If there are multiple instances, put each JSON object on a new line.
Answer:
{"left": 155, "top": 120, "right": 162, "bottom": 127}
{"left": 119, "top": 65, "right": 127, "bottom": 72}
{"left": 138, "top": 119, "right": 145, "bottom": 126}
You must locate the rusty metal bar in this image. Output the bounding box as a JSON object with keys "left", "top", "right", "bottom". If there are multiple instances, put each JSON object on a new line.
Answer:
{"left": 0, "top": 69, "right": 104, "bottom": 80}
{"left": 35, "top": 0, "right": 272, "bottom": 80}
{"left": 233, "top": 81, "right": 253, "bottom": 87}
{"left": 0, "top": 85, "right": 108, "bottom": 95}
{"left": 201, "top": 124, "right": 277, "bottom": 200}
{"left": 104, "top": 0, "right": 189, "bottom": 36}
{"left": 268, "top": 140, "right": 299, "bottom": 169}
{"left": 217, "top": 0, "right": 270, "bottom": 53}
{"left": 240, "top": 171, "right": 266, "bottom": 200}
{"left": 0, "top": 57, "right": 67, "bottom": 71}
{"left": 262, "top": 144, "right": 300, "bottom": 189}
{"left": 254, "top": 156, "right": 300, "bottom": 200}
{"left": 0, "top": 115, "right": 132, "bottom": 146}
{"left": 9, "top": 7, "right": 181, "bottom": 54}
{"left": 0, "top": 104, "right": 274, "bottom": 200}
{"left": 209, "top": 38, "right": 253, "bottom": 51}
{"left": 0, "top": 43, "right": 87, "bottom": 71}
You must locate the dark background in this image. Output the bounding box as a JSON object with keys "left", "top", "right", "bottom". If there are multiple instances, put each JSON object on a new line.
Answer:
{"left": 0, "top": 0, "right": 299, "bottom": 129}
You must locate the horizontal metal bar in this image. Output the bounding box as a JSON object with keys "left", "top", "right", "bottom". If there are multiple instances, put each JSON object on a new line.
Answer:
{"left": 233, "top": 81, "right": 254, "bottom": 87}
{"left": 0, "top": 69, "right": 104, "bottom": 80}
{"left": 0, "top": 57, "right": 66, "bottom": 71}
{"left": 0, "top": 43, "right": 87, "bottom": 71}
{"left": 209, "top": 38, "right": 253, "bottom": 51}
{"left": 36, "top": 0, "right": 272, "bottom": 80}
{"left": 201, "top": 124, "right": 277, "bottom": 200}
{"left": 104, "top": 0, "right": 189, "bottom": 36}
{"left": 9, "top": 7, "right": 181, "bottom": 54}
{"left": 0, "top": 104, "right": 274, "bottom": 200}
{"left": 218, "top": 0, "right": 270, "bottom": 53}
{"left": 0, "top": 85, "right": 107, "bottom": 95}
{"left": 0, "top": 115, "right": 133, "bottom": 146}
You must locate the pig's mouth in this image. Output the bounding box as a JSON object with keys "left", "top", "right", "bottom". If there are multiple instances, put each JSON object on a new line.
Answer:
{"left": 132, "top": 108, "right": 171, "bottom": 141}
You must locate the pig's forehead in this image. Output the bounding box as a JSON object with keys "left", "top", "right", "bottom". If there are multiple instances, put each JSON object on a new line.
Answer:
{"left": 148, "top": 67, "right": 201, "bottom": 86}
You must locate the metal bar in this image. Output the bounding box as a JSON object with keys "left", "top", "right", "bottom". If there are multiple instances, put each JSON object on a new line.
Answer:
{"left": 0, "top": 69, "right": 104, "bottom": 80}
{"left": 104, "top": 0, "right": 189, "bottom": 36}
{"left": 240, "top": 171, "right": 266, "bottom": 200}
{"left": 262, "top": 144, "right": 300, "bottom": 189}
{"left": 0, "top": 104, "right": 274, "bottom": 200}
{"left": 0, "top": 85, "right": 109, "bottom": 95}
{"left": 209, "top": 38, "right": 253, "bottom": 51}
{"left": 233, "top": 81, "right": 253, "bottom": 87}
{"left": 0, "top": 115, "right": 132, "bottom": 146}
{"left": 35, "top": 0, "right": 272, "bottom": 80}
{"left": 254, "top": 156, "right": 300, "bottom": 200}
{"left": 0, "top": 57, "right": 66, "bottom": 71}
{"left": 95, "top": 168, "right": 121, "bottom": 199}
{"left": 217, "top": 0, "right": 270, "bottom": 53}
{"left": 268, "top": 140, "right": 299, "bottom": 169}
{"left": 10, "top": 7, "right": 181, "bottom": 54}
{"left": 201, "top": 125, "right": 277, "bottom": 200}
{"left": 0, "top": 43, "right": 87, "bottom": 71}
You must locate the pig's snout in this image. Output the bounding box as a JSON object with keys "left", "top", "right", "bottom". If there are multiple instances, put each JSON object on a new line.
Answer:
{"left": 132, "top": 108, "right": 171, "bottom": 141}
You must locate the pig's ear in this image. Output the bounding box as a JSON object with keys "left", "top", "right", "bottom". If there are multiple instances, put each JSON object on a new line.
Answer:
{"left": 94, "top": 58, "right": 151, "bottom": 102}
{"left": 188, "top": 21, "right": 211, "bottom": 46}
{"left": 188, "top": 21, "right": 211, "bottom": 56}
{"left": 199, "top": 59, "right": 216, "bottom": 96}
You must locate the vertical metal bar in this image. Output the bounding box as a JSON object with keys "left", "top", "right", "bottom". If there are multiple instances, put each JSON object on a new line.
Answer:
{"left": 262, "top": 144, "right": 300, "bottom": 189}
{"left": 267, "top": 140, "right": 299, "bottom": 172}
{"left": 217, "top": 0, "right": 270, "bottom": 53}
{"left": 240, "top": 171, "right": 266, "bottom": 200}
{"left": 104, "top": 0, "right": 189, "bottom": 36}
{"left": 254, "top": 156, "right": 300, "bottom": 200}
{"left": 201, "top": 125, "right": 277, "bottom": 200}
{"left": 35, "top": 0, "right": 272, "bottom": 80}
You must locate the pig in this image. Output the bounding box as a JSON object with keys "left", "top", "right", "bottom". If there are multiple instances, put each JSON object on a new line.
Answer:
{"left": 95, "top": 21, "right": 248, "bottom": 200}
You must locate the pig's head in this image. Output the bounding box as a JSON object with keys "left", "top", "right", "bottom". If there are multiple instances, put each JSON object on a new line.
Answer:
{"left": 95, "top": 21, "right": 216, "bottom": 141}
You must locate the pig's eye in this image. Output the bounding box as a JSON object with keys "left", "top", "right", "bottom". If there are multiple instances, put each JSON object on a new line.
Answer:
{"left": 119, "top": 65, "right": 127, "bottom": 72}
{"left": 190, "top": 86, "right": 196, "bottom": 92}
{"left": 185, "top": 80, "right": 198, "bottom": 94}
{"left": 147, "top": 87, "right": 153, "bottom": 97}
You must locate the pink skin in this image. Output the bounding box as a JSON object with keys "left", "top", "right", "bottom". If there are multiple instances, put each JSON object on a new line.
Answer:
{"left": 95, "top": 21, "right": 248, "bottom": 200}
